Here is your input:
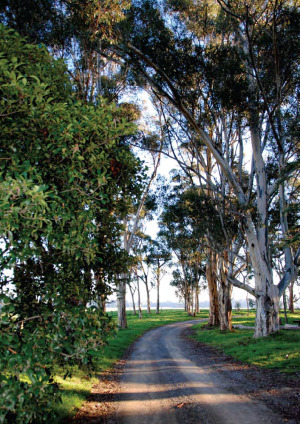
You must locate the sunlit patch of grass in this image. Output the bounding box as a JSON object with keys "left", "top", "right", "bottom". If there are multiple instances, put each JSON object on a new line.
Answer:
{"left": 191, "top": 313, "right": 300, "bottom": 374}
{"left": 54, "top": 375, "right": 96, "bottom": 423}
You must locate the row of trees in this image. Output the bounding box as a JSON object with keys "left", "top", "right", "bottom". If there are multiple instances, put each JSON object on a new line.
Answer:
{"left": 113, "top": 0, "right": 299, "bottom": 337}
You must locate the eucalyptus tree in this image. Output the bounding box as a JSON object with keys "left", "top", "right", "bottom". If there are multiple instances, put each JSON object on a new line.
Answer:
{"left": 159, "top": 180, "right": 208, "bottom": 316}
{"left": 105, "top": 0, "right": 300, "bottom": 337}
{"left": 132, "top": 231, "right": 156, "bottom": 314}
{"left": 146, "top": 237, "right": 171, "bottom": 313}
{"left": 116, "top": 133, "right": 163, "bottom": 327}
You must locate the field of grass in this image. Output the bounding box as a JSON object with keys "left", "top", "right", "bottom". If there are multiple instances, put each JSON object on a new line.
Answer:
{"left": 55, "top": 309, "right": 208, "bottom": 422}
{"left": 190, "top": 311, "right": 300, "bottom": 374}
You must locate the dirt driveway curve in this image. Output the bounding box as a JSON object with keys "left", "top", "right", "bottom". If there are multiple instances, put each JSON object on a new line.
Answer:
{"left": 73, "top": 319, "right": 299, "bottom": 424}
{"left": 116, "top": 319, "right": 283, "bottom": 424}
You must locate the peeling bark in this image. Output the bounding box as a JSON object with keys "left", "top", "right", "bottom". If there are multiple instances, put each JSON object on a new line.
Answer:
{"left": 206, "top": 249, "right": 219, "bottom": 326}
{"left": 255, "top": 284, "right": 280, "bottom": 337}
{"left": 117, "top": 275, "right": 127, "bottom": 329}
{"left": 156, "top": 268, "right": 160, "bottom": 314}
{"left": 289, "top": 282, "right": 294, "bottom": 313}
{"left": 218, "top": 253, "right": 232, "bottom": 331}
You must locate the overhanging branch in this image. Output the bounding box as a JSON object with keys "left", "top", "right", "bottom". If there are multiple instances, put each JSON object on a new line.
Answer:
{"left": 228, "top": 275, "right": 257, "bottom": 297}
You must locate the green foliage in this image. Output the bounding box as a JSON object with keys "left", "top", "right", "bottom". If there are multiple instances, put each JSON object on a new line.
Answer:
{"left": 0, "top": 291, "right": 116, "bottom": 424}
{"left": 0, "top": 24, "right": 142, "bottom": 266}
{"left": 0, "top": 0, "right": 131, "bottom": 47}
{"left": 0, "top": 25, "right": 144, "bottom": 423}
{"left": 0, "top": 0, "right": 68, "bottom": 45}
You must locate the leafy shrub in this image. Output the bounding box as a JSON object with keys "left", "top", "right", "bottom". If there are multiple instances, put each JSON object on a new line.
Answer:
{"left": 0, "top": 24, "right": 140, "bottom": 423}
{"left": 0, "top": 291, "right": 115, "bottom": 424}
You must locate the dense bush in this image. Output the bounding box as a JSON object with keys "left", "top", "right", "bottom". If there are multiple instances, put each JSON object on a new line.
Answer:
{"left": 0, "top": 291, "right": 115, "bottom": 423}
{"left": 0, "top": 25, "right": 141, "bottom": 423}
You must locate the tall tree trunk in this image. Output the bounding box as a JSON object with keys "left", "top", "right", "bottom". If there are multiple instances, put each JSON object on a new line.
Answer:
{"left": 243, "top": 215, "right": 280, "bottom": 336}
{"left": 247, "top": 118, "right": 279, "bottom": 337}
{"left": 283, "top": 291, "right": 288, "bottom": 324}
{"left": 289, "top": 282, "right": 294, "bottom": 313}
{"left": 144, "top": 279, "right": 151, "bottom": 314}
{"left": 254, "top": 277, "right": 280, "bottom": 337}
{"left": 99, "top": 294, "right": 106, "bottom": 313}
{"left": 129, "top": 284, "right": 136, "bottom": 315}
{"left": 156, "top": 267, "right": 160, "bottom": 314}
{"left": 117, "top": 273, "right": 127, "bottom": 329}
{"left": 186, "top": 287, "right": 192, "bottom": 315}
{"left": 206, "top": 249, "right": 219, "bottom": 326}
{"left": 218, "top": 253, "right": 232, "bottom": 331}
{"left": 95, "top": 270, "right": 107, "bottom": 312}
{"left": 246, "top": 223, "right": 280, "bottom": 338}
{"left": 137, "top": 278, "right": 142, "bottom": 319}
{"left": 191, "top": 287, "right": 195, "bottom": 316}
{"left": 195, "top": 282, "right": 200, "bottom": 314}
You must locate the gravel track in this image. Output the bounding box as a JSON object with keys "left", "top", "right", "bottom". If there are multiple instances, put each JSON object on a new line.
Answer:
{"left": 73, "top": 320, "right": 300, "bottom": 424}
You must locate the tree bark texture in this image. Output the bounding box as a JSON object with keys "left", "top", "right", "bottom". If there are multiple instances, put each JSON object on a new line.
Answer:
{"left": 145, "top": 280, "right": 151, "bottom": 314}
{"left": 195, "top": 283, "right": 200, "bottom": 314}
{"left": 289, "top": 282, "right": 294, "bottom": 313}
{"left": 137, "top": 279, "right": 142, "bottom": 319}
{"left": 206, "top": 249, "right": 219, "bottom": 326}
{"left": 156, "top": 268, "right": 160, "bottom": 314}
{"left": 117, "top": 274, "right": 127, "bottom": 329}
{"left": 218, "top": 253, "right": 232, "bottom": 331}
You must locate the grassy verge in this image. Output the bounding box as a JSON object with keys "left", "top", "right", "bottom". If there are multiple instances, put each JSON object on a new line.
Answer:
{"left": 190, "top": 311, "right": 300, "bottom": 374}
{"left": 55, "top": 309, "right": 208, "bottom": 422}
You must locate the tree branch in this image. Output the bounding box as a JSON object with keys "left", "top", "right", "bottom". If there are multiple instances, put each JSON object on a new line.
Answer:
{"left": 228, "top": 275, "right": 257, "bottom": 297}
{"left": 277, "top": 246, "right": 300, "bottom": 296}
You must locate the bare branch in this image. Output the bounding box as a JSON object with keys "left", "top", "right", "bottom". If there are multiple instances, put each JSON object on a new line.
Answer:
{"left": 228, "top": 275, "right": 257, "bottom": 297}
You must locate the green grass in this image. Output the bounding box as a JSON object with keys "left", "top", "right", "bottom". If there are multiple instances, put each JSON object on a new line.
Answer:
{"left": 54, "top": 308, "right": 207, "bottom": 422}
{"left": 191, "top": 311, "right": 300, "bottom": 374}
{"left": 55, "top": 373, "right": 96, "bottom": 423}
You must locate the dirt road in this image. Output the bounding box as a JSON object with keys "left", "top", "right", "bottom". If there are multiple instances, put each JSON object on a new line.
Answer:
{"left": 116, "top": 320, "right": 284, "bottom": 424}
{"left": 73, "top": 319, "right": 299, "bottom": 424}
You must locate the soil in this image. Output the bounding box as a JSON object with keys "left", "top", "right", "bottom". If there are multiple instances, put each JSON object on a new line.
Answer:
{"left": 71, "top": 321, "right": 300, "bottom": 424}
